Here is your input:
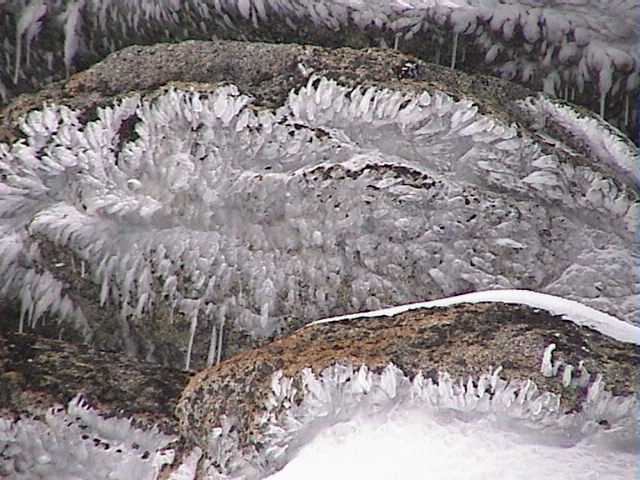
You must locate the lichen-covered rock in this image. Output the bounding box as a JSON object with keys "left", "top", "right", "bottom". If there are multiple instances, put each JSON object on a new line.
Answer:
{"left": 176, "top": 301, "right": 639, "bottom": 478}
{"left": 1, "top": 0, "right": 637, "bottom": 139}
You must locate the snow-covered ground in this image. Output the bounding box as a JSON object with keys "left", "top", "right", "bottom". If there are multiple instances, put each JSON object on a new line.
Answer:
{"left": 267, "top": 404, "right": 637, "bottom": 480}
{"left": 313, "top": 289, "right": 640, "bottom": 345}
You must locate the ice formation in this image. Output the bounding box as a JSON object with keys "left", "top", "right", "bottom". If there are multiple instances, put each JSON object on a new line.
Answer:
{"left": 1, "top": 0, "right": 637, "bottom": 132}
{"left": 520, "top": 94, "right": 640, "bottom": 189}
{"left": 201, "top": 358, "right": 638, "bottom": 478}
{"left": 0, "top": 395, "right": 177, "bottom": 479}
{"left": 3, "top": 352, "right": 636, "bottom": 479}
{"left": 0, "top": 77, "right": 637, "bottom": 369}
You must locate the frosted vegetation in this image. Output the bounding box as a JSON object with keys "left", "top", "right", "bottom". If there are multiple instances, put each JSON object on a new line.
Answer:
{"left": 1, "top": 0, "right": 638, "bottom": 135}
{"left": 0, "top": 78, "right": 637, "bottom": 369}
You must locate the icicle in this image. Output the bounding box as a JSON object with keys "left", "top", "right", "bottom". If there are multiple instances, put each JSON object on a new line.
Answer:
{"left": 185, "top": 312, "right": 197, "bottom": 371}
{"left": 586, "top": 374, "right": 605, "bottom": 403}
{"left": 623, "top": 93, "right": 629, "bottom": 127}
{"left": 216, "top": 307, "right": 226, "bottom": 365}
{"left": 541, "top": 343, "right": 555, "bottom": 377}
{"left": 561, "top": 364, "right": 573, "bottom": 387}
{"left": 451, "top": 32, "right": 458, "bottom": 69}
{"left": 490, "top": 366, "right": 503, "bottom": 391}
{"left": 206, "top": 322, "right": 217, "bottom": 368}
{"left": 575, "top": 360, "right": 591, "bottom": 387}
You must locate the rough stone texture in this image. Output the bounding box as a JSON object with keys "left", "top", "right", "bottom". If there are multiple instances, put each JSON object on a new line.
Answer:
{"left": 177, "top": 302, "right": 640, "bottom": 463}
{"left": 1, "top": 2, "right": 636, "bottom": 143}
{"left": 0, "top": 39, "right": 628, "bottom": 186}
{"left": 1, "top": 40, "right": 531, "bottom": 143}
{"left": 0, "top": 328, "right": 192, "bottom": 435}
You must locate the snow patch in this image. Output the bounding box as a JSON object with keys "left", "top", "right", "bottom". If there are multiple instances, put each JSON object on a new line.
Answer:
{"left": 312, "top": 289, "right": 640, "bottom": 345}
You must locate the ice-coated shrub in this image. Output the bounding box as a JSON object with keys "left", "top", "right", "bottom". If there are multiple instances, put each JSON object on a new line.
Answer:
{"left": 0, "top": 77, "right": 636, "bottom": 369}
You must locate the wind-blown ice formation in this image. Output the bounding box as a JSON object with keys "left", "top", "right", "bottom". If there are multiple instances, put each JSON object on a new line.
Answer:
{"left": 1, "top": 0, "right": 638, "bottom": 134}
{"left": 0, "top": 78, "right": 638, "bottom": 372}
{"left": 0, "top": 77, "right": 637, "bottom": 368}
{"left": 520, "top": 94, "right": 640, "bottom": 189}
{"left": 3, "top": 354, "right": 636, "bottom": 479}
{"left": 202, "top": 360, "right": 638, "bottom": 478}
{"left": 0, "top": 395, "right": 176, "bottom": 479}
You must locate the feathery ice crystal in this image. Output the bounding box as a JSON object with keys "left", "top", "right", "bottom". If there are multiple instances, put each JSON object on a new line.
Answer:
{"left": 199, "top": 352, "right": 638, "bottom": 478}
{"left": 0, "top": 77, "right": 637, "bottom": 369}
{"left": 3, "top": 349, "right": 636, "bottom": 479}
{"left": 0, "top": 395, "right": 176, "bottom": 479}
{"left": 1, "top": 0, "right": 638, "bottom": 134}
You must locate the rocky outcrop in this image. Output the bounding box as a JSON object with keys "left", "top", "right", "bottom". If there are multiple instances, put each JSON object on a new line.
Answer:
{"left": 1, "top": 300, "right": 637, "bottom": 479}
{"left": 176, "top": 301, "right": 639, "bottom": 478}
{"left": 0, "top": 329, "right": 191, "bottom": 432}
{"left": 1, "top": 1, "right": 637, "bottom": 142}
{"left": 1, "top": 40, "right": 637, "bottom": 373}
{"left": 0, "top": 8, "right": 637, "bottom": 479}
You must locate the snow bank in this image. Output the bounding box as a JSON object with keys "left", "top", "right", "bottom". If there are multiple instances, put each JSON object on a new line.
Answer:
{"left": 267, "top": 400, "right": 637, "bottom": 480}
{"left": 259, "top": 361, "right": 638, "bottom": 480}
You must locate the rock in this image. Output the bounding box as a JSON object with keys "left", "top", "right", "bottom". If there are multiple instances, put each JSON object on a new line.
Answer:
{"left": 176, "top": 301, "right": 639, "bottom": 477}
{"left": 1, "top": 1, "right": 637, "bottom": 140}
{"left": 0, "top": 329, "right": 192, "bottom": 433}
{"left": 0, "top": 40, "right": 637, "bottom": 371}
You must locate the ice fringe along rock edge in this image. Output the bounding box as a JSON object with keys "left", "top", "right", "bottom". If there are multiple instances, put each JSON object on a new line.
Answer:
{"left": 2, "top": 347, "right": 636, "bottom": 480}
{"left": 0, "top": 395, "right": 177, "bottom": 479}
{"left": 2, "top": 0, "right": 639, "bottom": 133}
{"left": 203, "top": 352, "right": 638, "bottom": 479}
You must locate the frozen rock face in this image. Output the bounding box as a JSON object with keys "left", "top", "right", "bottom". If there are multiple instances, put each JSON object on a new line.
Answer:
{"left": 1, "top": 0, "right": 638, "bottom": 139}
{"left": 2, "top": 302, "right": 638, "bottom": 479}
{"left": 176, "top": 302, "right": 640, "bottom": 478}
{"left": 0, "top": 73, "right": 637, "bottom": 370}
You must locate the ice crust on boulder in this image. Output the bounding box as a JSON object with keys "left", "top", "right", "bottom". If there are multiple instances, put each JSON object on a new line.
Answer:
{"left": 0, "top": 77, "right": 636, "bottom": 369}
{"left": 0, "top": 395, "right": 176, "bottom": 479}
{"left": 203, "top": 359, "right": 637, "bottom": 478}
{"left": 2, "top": 0, "right": 638, "bottom": 130}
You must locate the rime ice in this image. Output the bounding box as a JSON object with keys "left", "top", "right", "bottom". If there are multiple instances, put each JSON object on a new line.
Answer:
{"left": 0, "top": 78, "right": 637, "bottom": 369}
